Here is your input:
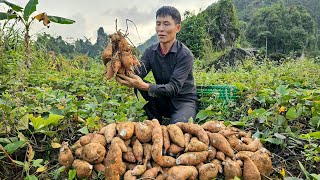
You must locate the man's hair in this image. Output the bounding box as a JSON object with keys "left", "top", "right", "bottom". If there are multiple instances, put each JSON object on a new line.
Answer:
{"left": 156, "top": 6, "right": 181, "bottom": 24}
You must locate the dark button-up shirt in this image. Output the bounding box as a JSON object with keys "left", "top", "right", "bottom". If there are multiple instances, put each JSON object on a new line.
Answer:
{"left": 136, "top": 40, "right": 198, "bottom": 109}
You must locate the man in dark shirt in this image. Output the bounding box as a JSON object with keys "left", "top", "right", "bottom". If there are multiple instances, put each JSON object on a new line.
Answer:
{"left": 116, "top": 6, "right": 198, "bottom": 124}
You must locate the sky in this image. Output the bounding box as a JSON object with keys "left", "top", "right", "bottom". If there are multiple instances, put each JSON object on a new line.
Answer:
{"left": 2, "top": 0, "right": 217, "bottom": 46}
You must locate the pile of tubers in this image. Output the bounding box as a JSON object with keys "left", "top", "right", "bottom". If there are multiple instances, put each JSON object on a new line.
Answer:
{"left": 58, "top": 119, "right": 273, "bottom": 180}
{"left": 102, "top": 31, "right": 141, "bottom": 80}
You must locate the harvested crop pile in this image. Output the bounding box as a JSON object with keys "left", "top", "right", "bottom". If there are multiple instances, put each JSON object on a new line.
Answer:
{"left": 102, "top": 30, "right": 141, "bottom": 80}
{"left": 58, "top": 120, "right": 273, "bottom": 180}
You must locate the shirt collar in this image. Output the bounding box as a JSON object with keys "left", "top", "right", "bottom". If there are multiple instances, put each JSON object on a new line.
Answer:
{"left": 153, "top": 40, "right": 178, "bottom": 54}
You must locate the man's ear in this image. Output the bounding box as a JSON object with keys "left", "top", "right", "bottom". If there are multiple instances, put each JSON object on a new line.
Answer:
{"left": 176, "top": 24, "right": 181, "bottom": 33}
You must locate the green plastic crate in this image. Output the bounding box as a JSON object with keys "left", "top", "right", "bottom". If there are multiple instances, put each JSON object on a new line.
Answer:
{"left": 196, "top": 85, "right": 239, "bottom": 109}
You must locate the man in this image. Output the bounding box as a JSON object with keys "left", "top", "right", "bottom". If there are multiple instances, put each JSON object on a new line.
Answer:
{"left": 116, "top": 6, "right": 198, "bottom": 124}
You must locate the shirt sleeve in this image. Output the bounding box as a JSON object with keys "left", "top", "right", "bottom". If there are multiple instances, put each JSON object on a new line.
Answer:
{"left": 134, "top": 49, "right": 151, "bottom": 79}
{"left": 148, "top": 52, "right": 193, "bottom": 97}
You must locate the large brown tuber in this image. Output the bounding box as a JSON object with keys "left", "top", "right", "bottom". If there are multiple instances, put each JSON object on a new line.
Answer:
{"left": 58, "top": 141, "right": 74, "bottom": 168}
{"left": 72, "top": 159, "right": 93, "bottom": 179}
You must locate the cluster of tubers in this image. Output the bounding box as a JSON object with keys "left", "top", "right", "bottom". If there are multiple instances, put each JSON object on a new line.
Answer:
{"left": 102, "top": 31, "right": 141, "bottom": 80}
{"left": 58, "top": 119, "right": 273, "bottom": 180}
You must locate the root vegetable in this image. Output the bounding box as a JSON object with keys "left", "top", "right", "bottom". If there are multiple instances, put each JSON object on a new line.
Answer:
{"left": 236, "top": 154, "right": 261, "bottom": 180}
{"left": 207, "top": 146, "right": 217, "bottom": 161}
{"left": 103, "top": 123, "right": 117, "bottom": 143}
{"left": 235, "top": 138, "right": 263, "bottom": 152}
{"left": 131, "top": 164, "right": 147, "bottom": 176}
{"left": 102, "top": 43, "right": 113, "bottom": 66}
{"left": 176, "top": 122, "right": 209, "bottom": 145}
{"left": 186, "top": 137, "right": 208, "bottom": 152}
{"left": 201, "top": 120, "right": 226, "bottom": 133}
{"left": 167, "top": 143, "right": 184, "bottom": 156}
{"left": 199, "top": 163, "right": 220, "bottom": 180}
{"left": 207, "top": 132, "right": 234, "bottom": 158}
{"left": 117, "top": 121, "right": 135, "bottom": 140}
{"left": 167, "top": 166, "right": 198, "bottom": 180}
{"left": 222, "top": 158, "right": 242, "bottom": 180}
{"left": 124, "top": 170, "right": 137, "bottom": 180}
{"left": 135, "top": 121, "right": 153, "bottom": 143}
{"left": 94, "top": 163, "right": 105, "bottom": 173}
{"left": 141, "top": 166, "right": 162, "bottom": 178}
{"left": 75, "top": 147, "right": 83, "bottom": 158}
{"left": 251, "top": 148, "right": 273, "bottom": 177}
{"left": 123, "top": 147, "right": 136, "bottom": 163}
{"left": 167, "top": 124, "right": 185, "bottom": 148}
{"left": 112, "top": 137, "right": 128, "bottom": 153}
{"left": 162, "top": 126, "right": 170, "bottom": 153}
{"left": 72, "top": 159, "right": 93, "bottom": 179}
{"left": 176, "top": 151, "right": 209, "bottom": 166}
{"left": 184, "top": 133, "right": 192, "bottom": 149}
{"left": 143, "top": 144, "right": 152, "bottom": 164}
{"left": 216, "top": 151, "right": 226, "bottom": 161}
{"left": 81, "top": 143, "right": 106, "bottom": 164}
{"left": 105, "top": 141, "right": 124, "bottom": 180}
{"left": 156, "top": 174, "right": 167, "bottom": 180}
{"left": 58, "top": 141, "right": 74, "bottom": 168}
{"left": 132, "top": 139, "right": 143, "bottom": 164}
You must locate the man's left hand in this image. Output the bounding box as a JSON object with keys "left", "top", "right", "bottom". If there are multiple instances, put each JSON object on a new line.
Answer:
{"left": 116, "top": 74, "right": 150, "bottom": 91}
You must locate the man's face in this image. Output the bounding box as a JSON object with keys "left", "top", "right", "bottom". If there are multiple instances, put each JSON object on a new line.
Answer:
{"left": 155, "top": 15, "right": 181, "bottom": 44}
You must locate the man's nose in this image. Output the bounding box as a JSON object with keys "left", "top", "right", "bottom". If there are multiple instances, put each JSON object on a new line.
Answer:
{"left": 158, "top": 24, "right": 164, "bottom": 31}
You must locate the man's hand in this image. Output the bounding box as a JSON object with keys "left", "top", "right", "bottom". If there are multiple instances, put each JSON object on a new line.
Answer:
{"left": 115, "top": 74, "right": 150, "bottom": 91}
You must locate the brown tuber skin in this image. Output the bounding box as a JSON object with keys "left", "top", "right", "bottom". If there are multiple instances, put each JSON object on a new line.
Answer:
{"left": 117, "top": 121, "right": 135, "bottom": 140}
{"left": 216, "top": 151, "right": 226, "bottom": 161}
{"left": 132, "top": 139, "right": 143, "bottom": 164}
{"left": 167, "top": 124, "right": 185, "bottom": 148}
{"left": 167, "top": 143, "right": 184, "bottom": 156}
{"left": 186, "top": 137, "right": 208, "bottom": 152}
{"left": 176, "top": 122, "right": 209, "bottom": 145}
{"left": 135, "top": 121, "right": 153, "bottom": 143}
{"left": 124, "top": 170, "right": 137, "bottom": 180}
{"left": 176, "top": 151, "right": 209, "bottom": 166}
{"left": 199, "top": 163, "right": 220, "bottom": 180}
{"left": 167, "top": 166, "right": 198, "bottom": 180}
{"left": 223, "top": 158, "right": 242, "bottom": 180}
{"left": 141, "top": 166, "right": 162, "bottom": 179}
{"left": 80, "top": 133, "right": 106, "bottom": 146}
{"left": 123, "top": 147, "right": 136, "bottom": 163}
{"left": 103, "top": 31, "right": 141, "bottom": 80}
{"left": 251, "top": 148, "right": 273, "bottom": 177}
{"left": 162, "top": 125, "right": 171, "bottom": 154}
{"left": 58, "top": 141, "right": 74, "bottom": 168}
{"left": 207, "top": 132, "right": 234, "bottom": 158}
{"left": 236, "top": 154, "right": 261, "bottom": 180}
{"left": 81, "top": 143, "right": 106, "bottom": 164}
{"left": 72, "top": 159, "right": 93, "bottom": 179}
{"left": 103, "top": 123, "right": 117, "bottom": 143}
{"left": 201, "top": 120, "right": 226, "bottom": 133}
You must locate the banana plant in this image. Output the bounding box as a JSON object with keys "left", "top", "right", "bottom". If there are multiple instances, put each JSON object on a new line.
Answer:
{"left": 0, "top": 0, "right": 75, "bottom": 66}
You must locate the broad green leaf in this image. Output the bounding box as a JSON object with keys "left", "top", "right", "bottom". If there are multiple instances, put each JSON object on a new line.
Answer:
{"left": 45, "top": 114, "right": 64, "bottom": 126}
{"left": 228, "top": 121, "right": 245, "bottom": 126}
{"left": 310, "top": 116, "right": 320, "bottom": 128}
{"left": 284, "top": 178, "right": 303, "bottom": 180}
{"left": 68, "top": 169, "right": 76, "bottom": 180}
{"left": 274, "top": 133, "right": 286, "bottom": 140}
{"left": 78, "top": 126, "right": 89, "bottom": 135}
{"left": 17, "top": 113, "right": 29, "bottom": 130}
{"left": 48, "top": 15, "right": 75, "bottom": 24}
{"left": 25, "top": 175, "right": 38, "bottom": 180}
{"left": 29, "top": 114, "right": 45, "bottom": 130}
{"left": 286, "top": 106, "right": 302, "bottom": 120}
{"left": 0, "top": 0, "right": 23, "bottom": 11}
{"left": 36, "top": 166, "right": 46, "bottom": 173}
{"left": 196, "top": 109, "right": 214, "bottom": 121}
{"left": 0, "top": 12, "right": 17, "bottom": 20}
{"left": 32, "top": 159, "right": 43, "bottom": 168}
{"left": 264, "top": 138, "right": 283, "bottom": 145}
{"left": 4, "top": 141, "right": 27, "bottom": 154}
{"left": 276, "top": 85, "right": 289, "bottom": 96}
{"left": 299, "top": 131, "right": 320, "bottom": 139}
{"left": 23, "top": 0, "right": 38, "bottom": 21}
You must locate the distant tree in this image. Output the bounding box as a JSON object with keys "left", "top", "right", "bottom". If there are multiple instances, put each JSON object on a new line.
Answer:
{"left": 246, "top": 3, "right": 316, "bottom": 54}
